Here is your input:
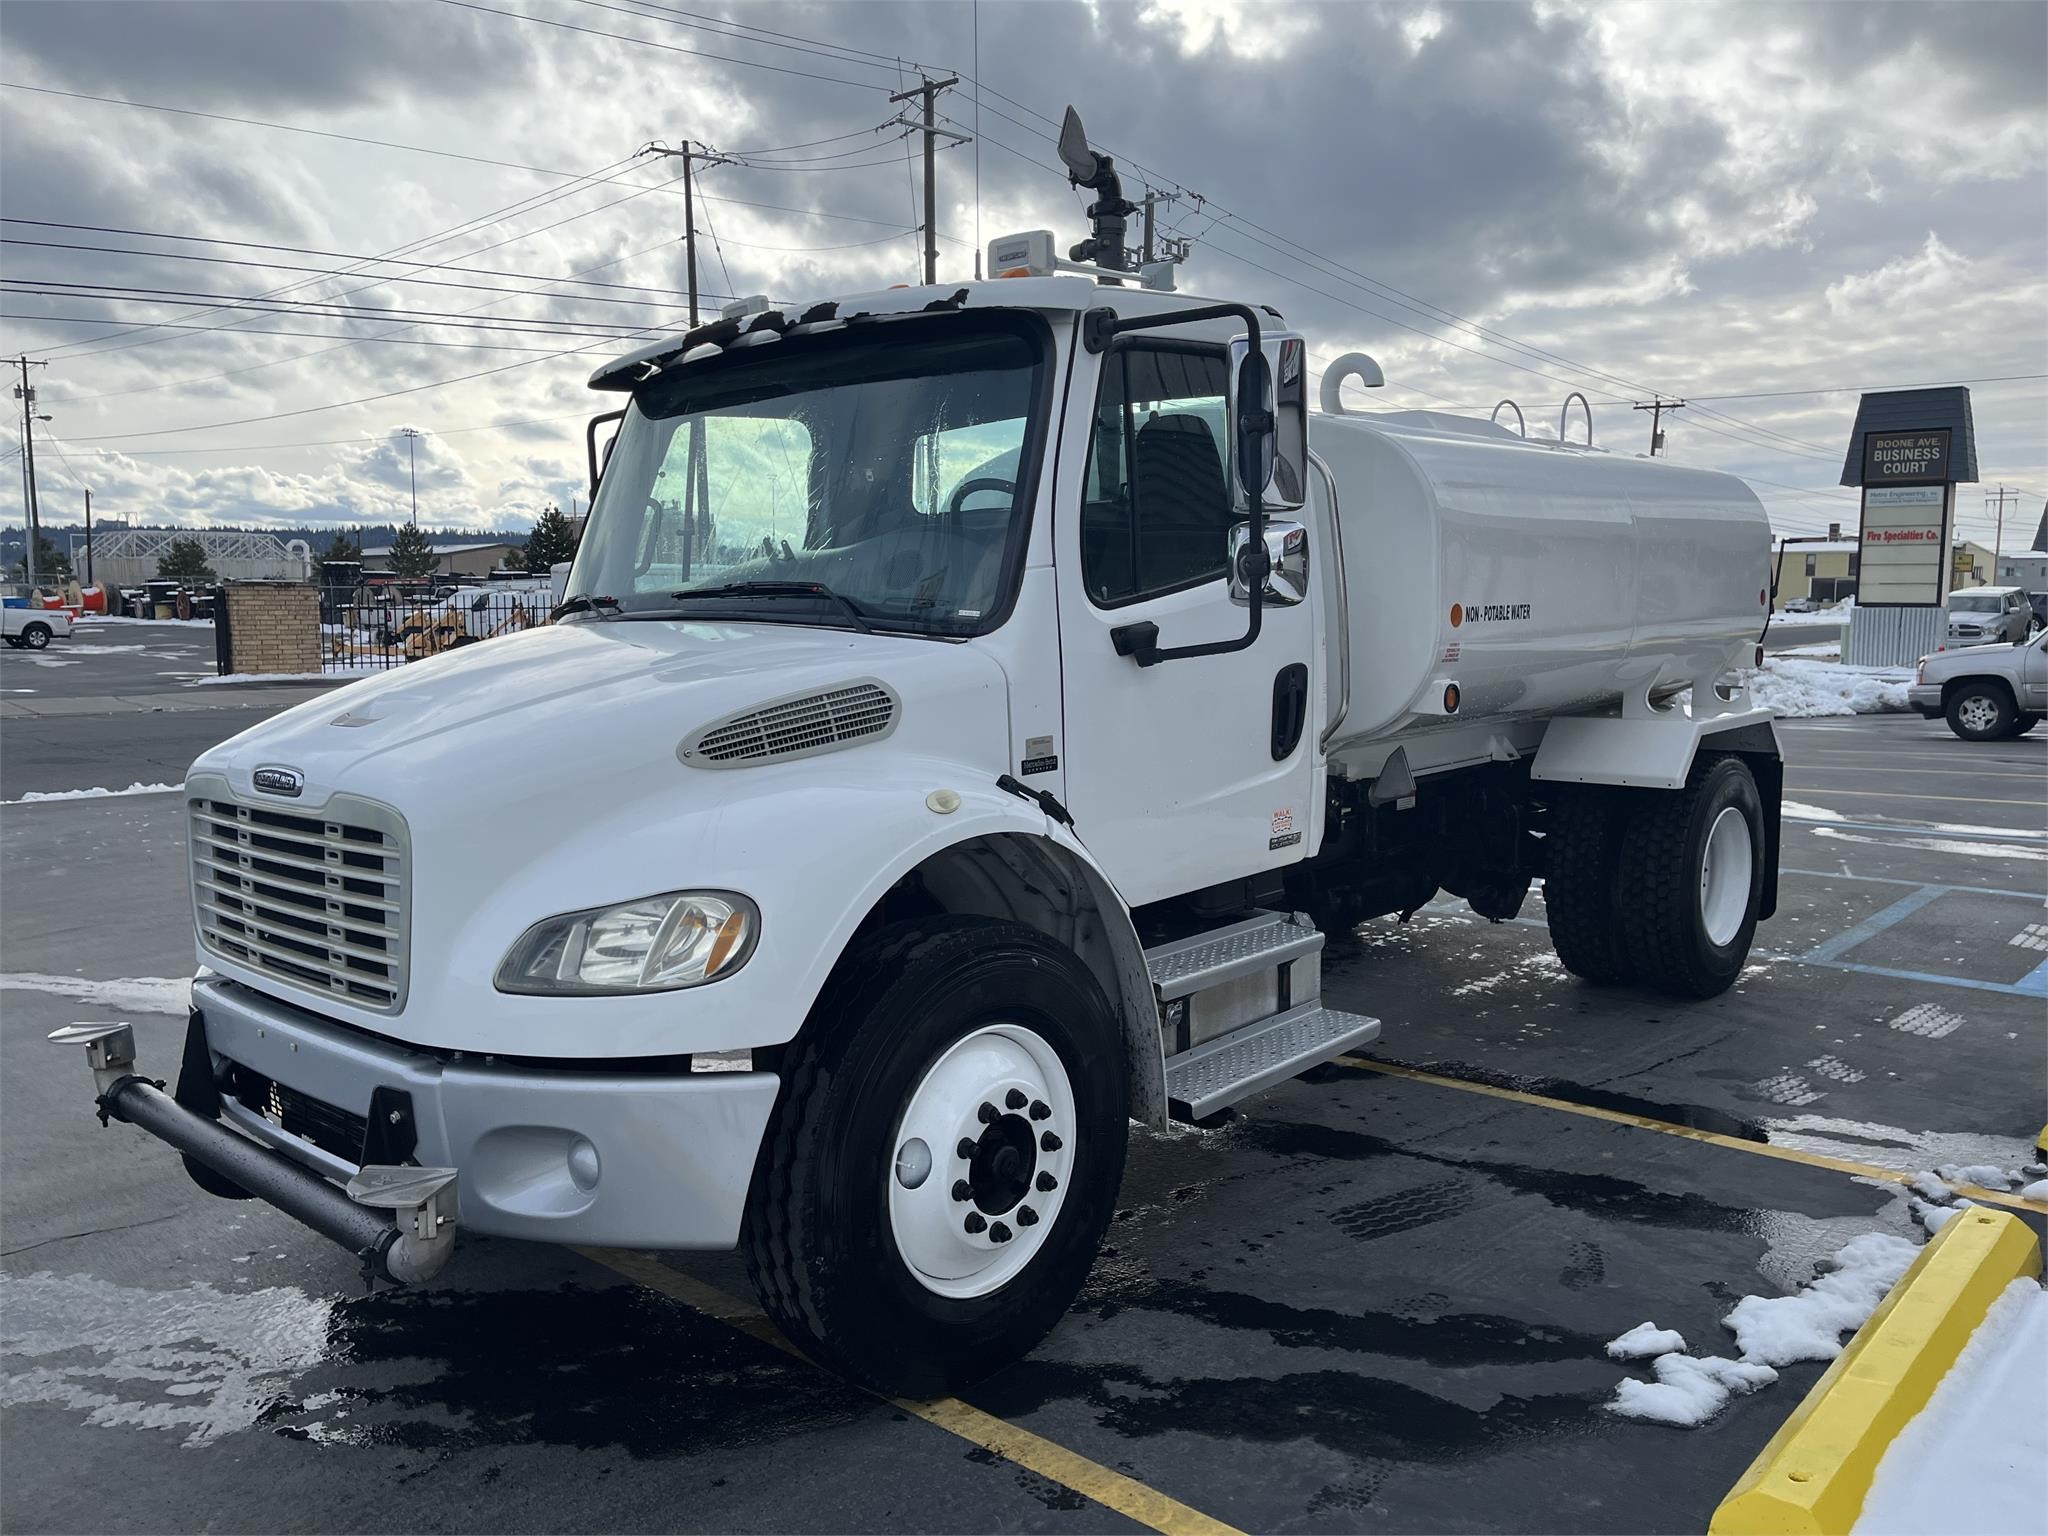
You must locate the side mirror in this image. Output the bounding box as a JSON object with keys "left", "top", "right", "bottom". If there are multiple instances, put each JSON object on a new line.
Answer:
{"left": 1233, "top": 349, "right": 1274, "bottom": 501}
{"left": 1229, "top": 334, "right": 1308, "bottom": 510}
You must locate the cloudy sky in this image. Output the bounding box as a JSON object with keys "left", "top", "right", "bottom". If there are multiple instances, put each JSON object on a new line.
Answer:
{"left": 1, "top": 0, "right": 2042, "bottom": 544}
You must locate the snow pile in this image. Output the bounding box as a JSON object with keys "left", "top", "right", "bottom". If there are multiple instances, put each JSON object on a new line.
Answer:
{"left": 1609, "top": 1353, "right": 1777, "bottom": 1427}
{"left": 1855, "top": 1281, "right": 2048, "bottom": 1535}
{"left": 1606, "top": 1231, "right": 1922, "bottom": 1426}
{"left": 0, "top": 972, "right": 194, "bottom": 1015}
{"left": 1774, "top": 599, "right": 1856, "bottom": 627}
{"left": 5, "top": 781, "right": 182, "bottom": 804}
{"left": 2022, "top": 1179, "right": 2048, "bottom": 1203}
{"left": 1741, "top": 657, "right": 1912, "bottom": 717}
{"left": 1606, "top": 1322, "right": 1688, "bottom": 1360}
{"left": 1725, "top": 1233, "right": 1919, "bottom": 1367}
{"left": 1936, "top": 1162, "right": 2020, "bottom": 1191}
{"left": 188, "top": 669, "right": 368, "bottom": 685}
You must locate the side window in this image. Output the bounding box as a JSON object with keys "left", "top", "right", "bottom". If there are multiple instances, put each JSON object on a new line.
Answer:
{"left": 1081, "top": 345, "right": 1233, "bottom": 605}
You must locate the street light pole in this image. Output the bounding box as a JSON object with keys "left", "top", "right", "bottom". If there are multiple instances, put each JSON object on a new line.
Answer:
{"left": 399, "top": 428, "right": 421, "bottom": 525}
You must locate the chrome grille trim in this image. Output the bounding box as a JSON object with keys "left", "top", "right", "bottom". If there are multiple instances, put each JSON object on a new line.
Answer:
{"left": 188, "top": 787, "right": 411, "bottom": 1013}
{"left": 679, "top": 680, "right": 898, "bottom": 767}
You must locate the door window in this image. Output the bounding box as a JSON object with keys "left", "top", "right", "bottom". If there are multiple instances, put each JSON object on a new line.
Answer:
{"left": 1081, "top": 345, "right": 1233, "bottom": 605}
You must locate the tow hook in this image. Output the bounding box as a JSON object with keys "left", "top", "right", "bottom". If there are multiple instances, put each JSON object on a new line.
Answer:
{"left": 48, "top": 1022, "right": 459, "bottom": 1286}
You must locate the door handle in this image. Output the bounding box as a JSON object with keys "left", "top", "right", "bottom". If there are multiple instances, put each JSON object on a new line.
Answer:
{"left": 1271, "top": 663, "right": 1309, "bottom": 760}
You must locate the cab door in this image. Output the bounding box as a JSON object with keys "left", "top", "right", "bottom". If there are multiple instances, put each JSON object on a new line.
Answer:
{"left": 1051, "top": 336, "right": 1320, "bottom": 907}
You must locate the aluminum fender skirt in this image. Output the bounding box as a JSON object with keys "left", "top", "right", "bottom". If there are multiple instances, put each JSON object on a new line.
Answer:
{"left": 1530, "top": 704, "right": 1781, "bottom": 790}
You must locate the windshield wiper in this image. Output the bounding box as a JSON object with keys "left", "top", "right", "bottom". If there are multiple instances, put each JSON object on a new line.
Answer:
{"left": 668, "top": 581, "right": 874, "bottom": 634}
{"left": 552, "top": 593, "right": 621, "bottom": 621}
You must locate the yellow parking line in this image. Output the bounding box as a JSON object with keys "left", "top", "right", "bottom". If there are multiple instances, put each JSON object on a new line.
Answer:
{"left": 1337, "top": 1059, "right": 2046, "bottom": 1214}
{"left": 577, "top": 1246, "right": 1243, "bottom": 1536}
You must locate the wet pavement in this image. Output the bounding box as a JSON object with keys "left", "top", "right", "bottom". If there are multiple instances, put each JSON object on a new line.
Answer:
{"left": 3, "top": 710, "right": 2043, "bottom": 1533}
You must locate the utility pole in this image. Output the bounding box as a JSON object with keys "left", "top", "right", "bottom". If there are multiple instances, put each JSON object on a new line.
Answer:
{"left": 643, "top": 142, "right": 736, "bottom": 326}
{"left": 398, "top": 427, "right": 421, "bottom": 525}
{"left": 13, "top": 357, "right": 48, "bottom": 590}
{"left": 83, "top": 486, "right": 92, "bottom": 588}
{"left": 889, "top": 76, "right": 965, "bottom": 285}
{"left": 1633, "top": 396, "right": 1685, "bottom": 456}
{"left": 1136, "top": 190, "right": 1176, "bottom": 266}
{"left": 1984, "top": 484, "right": 2022, "bottom": 569}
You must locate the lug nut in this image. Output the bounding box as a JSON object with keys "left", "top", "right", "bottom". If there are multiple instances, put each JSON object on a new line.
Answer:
{"left": 977, "top": 1101, "right": 999, "bottom": 1124}
{"left": 1028, "top": 1100, "right": 1051, "bottom": 1120}
{"left": 964, "top": 1211, "right": 987, "bottom": 1234}
{"left": 957, "top": 1138, "right": 977, "bottom": 1160}
{"left": 988, "top": 1222, "right": 1012, "bottom": 1243}
{"left": 1005, "top": 1088, "right": 1027, "bottom": 1110}
{"left": 951, "top": 1179, "right": 973, "bottom": 1202}
{"left": 1040, "top": 1130, "right": 1062, "bottom": 1152}
{"left": 1036, "top": 1171, "right": 1057, "bottom": 1192}
{"left": 1016, "top": 1206, "right": 1038, "bottom": 1226}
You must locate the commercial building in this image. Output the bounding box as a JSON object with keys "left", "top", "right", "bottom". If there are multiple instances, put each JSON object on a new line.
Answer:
{"left": 360, "top": 539, "right": 521, "bottom": 579}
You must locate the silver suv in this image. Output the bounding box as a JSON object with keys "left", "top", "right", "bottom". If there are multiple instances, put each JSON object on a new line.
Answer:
{"left": 1944, "top": 586, "right": 2032, "bottom": 646}
{"left": 1910, "top": 632, "right": 2048, "bottom": 740}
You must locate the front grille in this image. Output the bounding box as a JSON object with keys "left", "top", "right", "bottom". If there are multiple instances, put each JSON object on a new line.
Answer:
{"left": 226, "top": 1063, "right": 367, "bottom": 1164}
{"left": 190, "top": 792, "right": 410, "bottom": 1013}
{"left": 683, "top": 682, "right": 897, "bottom": 766}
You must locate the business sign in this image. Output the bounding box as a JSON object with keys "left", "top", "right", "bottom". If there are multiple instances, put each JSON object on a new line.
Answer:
{"left": 1857, "top": 483, "right": 1951, "bottom": 605}
{"left": 1861, "top": 429, "right": 1951, "bottom": 486}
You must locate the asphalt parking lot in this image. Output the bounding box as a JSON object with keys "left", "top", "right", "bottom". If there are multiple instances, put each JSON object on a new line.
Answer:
{"left": 3, "top": 640, "right": 2043, "bottom": 1535}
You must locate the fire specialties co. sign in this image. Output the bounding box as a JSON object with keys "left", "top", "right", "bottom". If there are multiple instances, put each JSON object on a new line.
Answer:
{"left": 1857, "top": 484, "right": 1952, "bottom": 605}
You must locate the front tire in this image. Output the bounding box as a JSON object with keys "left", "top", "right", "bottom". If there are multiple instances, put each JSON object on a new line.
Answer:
{"left": 1946, "top": 682, "right": 2016, "bottom": 740}
{"left": 743, "top": 917, "right": 1128, "bottom": 1397}
{"left": 1616, "top": 754, "right": 1764, "bottom": 999}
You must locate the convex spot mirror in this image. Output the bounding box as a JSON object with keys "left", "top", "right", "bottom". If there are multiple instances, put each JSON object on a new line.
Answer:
{"left": 1229, "top": 332, "right": 1308, "bottom": 511}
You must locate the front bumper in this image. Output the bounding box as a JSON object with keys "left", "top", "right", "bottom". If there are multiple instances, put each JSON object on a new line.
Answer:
{"left": 1907, "top": 684, "right": 1943, "bottom": 718}
{"left": 193, "top": 977, "right": 778, "bottom": 1249}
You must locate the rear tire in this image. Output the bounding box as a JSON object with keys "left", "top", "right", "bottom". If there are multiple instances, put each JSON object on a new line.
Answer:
{"left": 1543, "top": 789, "right": 1636, "bottom": 985}
{"left": 1616, "top": 753, "right": 1764, "bottom": 999}
{"left": 21, "top": 622, "right": 50, "bottom": 650}
{"left": 743, "top": 917, "right": 1128, "bottom": 1397}
{"left": 1946, "top": 682, "right": 2016, "bottom": 741}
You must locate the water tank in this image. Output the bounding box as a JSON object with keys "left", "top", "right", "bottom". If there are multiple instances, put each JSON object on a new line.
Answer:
{"left": 1312, "top": 410, "right": 1770, "bottom": 765}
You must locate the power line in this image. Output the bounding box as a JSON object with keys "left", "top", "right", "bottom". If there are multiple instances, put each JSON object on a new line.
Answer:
{"left": 36, "top": 411, "right": 594, "bottom": 459}
{"left": 2, "top": 311, "right": 594, "bottom": 355}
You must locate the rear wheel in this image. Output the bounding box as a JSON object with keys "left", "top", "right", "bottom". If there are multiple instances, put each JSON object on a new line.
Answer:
{"left": 743, "top": 917, "right": 1128, "bottom": 1396}
{"left": 1616, "top": 753, "right": 1764, "bottom": 999}
{"left": 1543, "top": 789, "right": 1635, "bottom": 984}
{"left": 1946, "top": 683, "right": 2017, "bottom": 741}
{"left": 20, "top": 622, "right": 51, "bottom": 649}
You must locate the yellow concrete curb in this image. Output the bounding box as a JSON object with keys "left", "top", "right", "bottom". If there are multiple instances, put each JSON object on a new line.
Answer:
{"left": 1710, "top": 1207, "right": 2043, "bottom": 1536}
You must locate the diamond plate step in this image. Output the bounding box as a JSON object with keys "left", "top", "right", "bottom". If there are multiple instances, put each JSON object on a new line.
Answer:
{"left": 1164, "top": 1003, "right": 1382, "bottom": 1121}
{"left": 1145, "top": 911, "right": 1323, "bottom": 1001}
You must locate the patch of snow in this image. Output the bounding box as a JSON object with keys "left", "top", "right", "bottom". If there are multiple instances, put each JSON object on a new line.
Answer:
{"left": 1936, "top": 1163, "right": 2016, "bottom": 1191}
{"left": 0, "top": 973, "right": 193, "bottom": 1015}
{"left": 2021, "top": 1179, "right": 2048, "bottom": 1203}
{"left": 1608, "top": 1353, "right": 1777, "bottom": 1427}
{"left": 1907, "top": 1172, "right": 1953, "bottom": 1203}
{"left": 1740, "top": 657, "right": 1912, "bottom": 717}
{"left": 74, "top": 615, "right": 212, "bottom": 627}
{"left": 4, "top": 781, "right": 182, "bottom": 804}
{"left": 1723, "top": 1232, "right": 1918, "bottom": 1367}
{"left": 1780, "top": 800, "right": 1847, "bottom": 822}
{"left": 1809, "top": 827, "right": 2047, "bottom": 864}
{"left": 1910, "top": 1198, "right": 1975, "bottom": 1235}
{"left": 186, "top": 670, "right": 366, "bottom": 685}
{"left": 1773, "top": 600, "right": 1856, "bottom": 626}
{"left": 1606, "top": 1322, "right": 1687, "bottom": 1360}
{"left": 1854, "top": 1280, "right": 2048, "bottom": 1535}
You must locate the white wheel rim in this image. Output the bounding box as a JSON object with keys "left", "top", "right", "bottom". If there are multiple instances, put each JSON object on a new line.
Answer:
{"left": 1958, "top": 696, "right": 1997, "bottom": 732}
{"left": 1698, "top": 805, "right": 1753, "bottom": 948}
{"left": 887, "top": 1023, "right": 1077, "bottom": 1300}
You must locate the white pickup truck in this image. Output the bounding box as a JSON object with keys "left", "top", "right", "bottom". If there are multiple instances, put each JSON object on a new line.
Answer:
{"left": 56, "top": 124, "right": 1784, "bottom": 1396}
{"left": 2, "top": 604, "right": 72, "bottom": 649}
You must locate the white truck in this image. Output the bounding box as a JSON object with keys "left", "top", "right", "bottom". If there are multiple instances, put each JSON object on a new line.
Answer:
{"left": 56, "top": 138, "right": 1783, "bottom": 1396}
{"left": 3, "top": 604, "right": 72, "bottom": 648}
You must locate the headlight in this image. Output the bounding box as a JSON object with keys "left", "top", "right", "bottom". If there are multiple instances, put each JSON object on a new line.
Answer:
{"left": 496, "top": 890, "right": 758, "bottom": 995}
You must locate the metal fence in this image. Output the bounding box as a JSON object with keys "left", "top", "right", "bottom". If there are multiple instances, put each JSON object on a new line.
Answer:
{"left": 322, "top": 584, "right": 549, "bottom": 673}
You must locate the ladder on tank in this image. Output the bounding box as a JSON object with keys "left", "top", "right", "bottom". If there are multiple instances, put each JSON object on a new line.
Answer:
{"left": 1143, "top": 912, "right": 1380, "bottom": 1121}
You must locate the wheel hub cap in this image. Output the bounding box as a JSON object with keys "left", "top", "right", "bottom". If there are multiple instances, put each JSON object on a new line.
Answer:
{"left": 1698, "top": 805, "right": 1754, "bottom": 948}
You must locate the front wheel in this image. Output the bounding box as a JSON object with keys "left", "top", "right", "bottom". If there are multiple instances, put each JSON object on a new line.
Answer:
{"left": 743, "top": 917, "right": 1129, "bottom": 1396}
{"left": 1947, "top": 683, "right": 2017, "bottom": 741}
{"left": 1616, "top": 754, "right": 1764, "bottom": 999}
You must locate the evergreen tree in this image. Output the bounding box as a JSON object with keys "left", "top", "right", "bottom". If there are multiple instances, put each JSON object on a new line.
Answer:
{"left": 522, "top": 505, "right": 580, "bottom": 572}
{"left": 325, "top": 527, "right": 364, "bottom": 562}
{"left": 12, "top": 534, "right": 72, "bottom": 581}
{"left": 384, "top": 522, "right": 439, "bottom": 579}
{"left": 156, "top": 537, "right": 218, "bottom": 583}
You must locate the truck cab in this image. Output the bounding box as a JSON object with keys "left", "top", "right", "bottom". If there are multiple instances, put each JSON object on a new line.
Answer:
{"left": 55, "top": 234, "right": 1784, "bottom": 1398}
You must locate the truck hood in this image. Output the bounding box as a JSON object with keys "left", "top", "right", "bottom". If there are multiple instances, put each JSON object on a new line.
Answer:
{"left": 192, "top": 619, "right": 1009, "bottom": 804}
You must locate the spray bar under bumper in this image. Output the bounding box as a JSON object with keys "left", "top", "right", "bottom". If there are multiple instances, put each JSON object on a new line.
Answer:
{"left": 48, "top": 1023, "right": 457, "bottom": 1284}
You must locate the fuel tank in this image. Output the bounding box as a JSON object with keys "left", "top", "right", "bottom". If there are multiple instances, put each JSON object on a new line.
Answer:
{"left": 1310, "top": 408, "right": 1772, "bottom": 767}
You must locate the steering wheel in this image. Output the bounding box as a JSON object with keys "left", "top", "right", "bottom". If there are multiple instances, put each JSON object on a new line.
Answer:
{"left": 945, "top": 477, "right": 1017, "bottom": 520}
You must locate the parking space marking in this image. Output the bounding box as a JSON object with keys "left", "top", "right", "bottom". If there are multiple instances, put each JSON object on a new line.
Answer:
{"left": 577, "top": 1247, "right": 1244, "bottom": 1536}
{"left": 1788, "top": 787, "right": 2047, "bottom": 809}
{"left": 1783, "top": 816, "right": 2047, "bottom": 846}
{"left": 1338, "top": 1059, "right": 2045, "bottom": 1214}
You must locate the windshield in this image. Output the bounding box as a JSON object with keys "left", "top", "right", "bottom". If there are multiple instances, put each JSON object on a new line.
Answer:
{"left": 1950, "top": 593, "right": 2001, "bottom": 613}
{"left": 567, "top": 316, "right": 1047, "bottom": 634}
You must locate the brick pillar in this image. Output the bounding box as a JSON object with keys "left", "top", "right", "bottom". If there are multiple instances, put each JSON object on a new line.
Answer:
{"left": 223, "top": 581, "right": 321, "bottom": 675}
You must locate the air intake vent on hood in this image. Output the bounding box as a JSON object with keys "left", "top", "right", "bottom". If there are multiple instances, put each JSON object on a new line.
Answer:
{"left": 681, "top": 681, "right": 898, "bottom": 767}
